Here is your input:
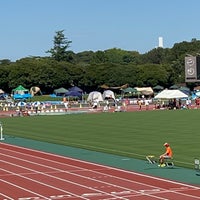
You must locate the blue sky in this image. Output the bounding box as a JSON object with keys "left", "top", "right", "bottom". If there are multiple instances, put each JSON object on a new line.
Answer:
{"left": 1, "top": 0, "right": 200, "bottom": 61}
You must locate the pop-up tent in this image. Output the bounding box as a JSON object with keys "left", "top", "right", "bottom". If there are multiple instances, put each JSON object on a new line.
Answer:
{"left": 53, "top": 87, "right": 68, "bottom": 96}
{"left": 122, "top": 87, "right": 137, "bottom": 93}
{"left": 154, "top": 89, "right": 188, "bottom": 99}
{"left": 87, "top": 91, "right": 103, "bottom": 102}
{"left": 134, "top": 87, "right": 154, "bottom": 95}
{"left": 65, "top": 90, "right": 82, "bottom": 98}
{"left": 103, "top": 90, "right": 115, "bottom": 100}
{"left": 12, "top": 85, "right": 29, "bottom": 95}
{"left": 68, "top": 86, "right": 83, "bottom": 93}
{"left": 65, "top": 86, "right": 83, "bottom": 98}
{"left": 153, "top": 85, "right": 164, "bottom": 91}
{"left": 12, "top": 85, "right": 32, "bottom": 99}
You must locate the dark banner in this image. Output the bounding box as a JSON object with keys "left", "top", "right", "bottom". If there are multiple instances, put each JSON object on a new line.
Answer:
{"left": 185, "top": 56, "right": 197, "bottom": 82}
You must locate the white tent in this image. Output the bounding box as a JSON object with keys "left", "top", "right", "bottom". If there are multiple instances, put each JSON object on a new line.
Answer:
{"left": 87, "top": 91, "right": 103, "bottom": 102}
{"left": 103, "top": 90, "right": 115, "bottom": 100}
{"left": 0, "top": 89, "right": 4, "bottom": 94}
{"left": 135, "top": 87, "right": 154, "bottom": 95}
{"left": 154, "top": 89, "right": 188, "bottom": 99}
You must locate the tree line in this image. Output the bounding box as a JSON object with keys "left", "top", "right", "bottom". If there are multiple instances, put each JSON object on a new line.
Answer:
{"left": 0, "top": 30, "right": 200, "bottom": 94}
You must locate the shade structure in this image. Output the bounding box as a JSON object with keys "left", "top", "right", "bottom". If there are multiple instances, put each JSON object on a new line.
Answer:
{"left": 68, "top": 86, "right": 83, "bottom": 93}
{"left": 65, "top": 90, "right": 82, "bottom": 98}
{"left": 154, "top": 89, "right": 188, "bottom": 99}
{"left": 122, "top": 87, "right": 137, "bottom": 93}
{"left": 134, "top": 87, "right": 154, "bottom": 95}
{"left": 153, "top": 85, "right": 164, "bottom": 90}
{"left": 102, "top": 90, "right": 115, "bottom": 100}
{"left": 87, "top": 91, "right": 103, "bottom": 102}
{"left": 169, "top": 84, "right": 179, "bottom": 89}
{"left": 53, "top": 87, "right": 68, "bottom": 96}
{"left": 12, "top": 85, "right": 29, "bottom": 95}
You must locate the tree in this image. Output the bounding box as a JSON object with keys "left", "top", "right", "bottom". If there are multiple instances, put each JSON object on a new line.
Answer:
{"left": 46, "top": 30, "right": 72, "bottom": 62}
{"left": 0, "top": 59, "right": 11, "bottom": 65}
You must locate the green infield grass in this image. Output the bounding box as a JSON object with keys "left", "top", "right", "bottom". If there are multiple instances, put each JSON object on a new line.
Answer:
{"left": 0, "top": 109, "right": 199, "bottom": 169}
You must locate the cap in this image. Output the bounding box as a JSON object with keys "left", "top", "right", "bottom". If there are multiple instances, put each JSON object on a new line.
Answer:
{"left": 164, "top": 142, "right": 169, "bottom": 147}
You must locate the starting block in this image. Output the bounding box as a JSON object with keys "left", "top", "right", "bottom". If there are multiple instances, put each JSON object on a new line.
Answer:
{"left": 146, "top": 155, "right": 157, "bottom": 164}
{"left": 194, "top": 158, "right": 200, "bottom": 176}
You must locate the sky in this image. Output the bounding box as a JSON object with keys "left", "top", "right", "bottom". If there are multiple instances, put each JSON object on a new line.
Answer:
{"left": 1, "top": 0, "right": 200, "bottom": 61}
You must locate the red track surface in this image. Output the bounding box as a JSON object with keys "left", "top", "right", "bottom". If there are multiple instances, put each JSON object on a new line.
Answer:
{"left": 0, "top": 143, "right": 200, "bottom": 200}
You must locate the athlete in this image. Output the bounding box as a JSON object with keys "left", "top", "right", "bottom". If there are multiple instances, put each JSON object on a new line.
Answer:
{"left": 159, "top": 142, "right": 173, "bottom": 167}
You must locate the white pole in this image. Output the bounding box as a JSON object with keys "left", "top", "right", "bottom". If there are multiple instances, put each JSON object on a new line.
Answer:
{"left": 0, "top": 122, "right": 5, "bottom": 140}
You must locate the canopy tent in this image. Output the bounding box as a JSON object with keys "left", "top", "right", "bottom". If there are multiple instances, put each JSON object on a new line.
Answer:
{"left": 64, "top": 86, "right": 83, "bottom": 98}
{"left": 12, "top": 85, "right": 32, "bottom": 99}
{"left": 68, "top": 86, "right": 83, "bottom": 93}
{"left": 65, "top": 90, "right": 82, "bottom": 98}
{"left": 134, "top": 87, "right": 154, "bottom": 95}
{"left": 153, "top": 85, "right": 164, "bottom": 91}
{"left": 53, "top": 87, "right": 68, "bottom": 96}
{"left": 12, "top": 85, "right": 29, "bottom": 95}
{"left": 102, "top": 90, "right": 115, "bottom": 100}
{"left": 100, "top": 83, "right": 128, "bottom": 90}
{"left": 87, "top": 91, "right": 103, "bottom": 102}
{"left": 122, "top": 87, "right": 137, "bottom": 93}
{"left": 154, "top": 89, "right": 188, "bottom": 99}
{"left": 169, "top": 84, "right": 179, "bottom": 89}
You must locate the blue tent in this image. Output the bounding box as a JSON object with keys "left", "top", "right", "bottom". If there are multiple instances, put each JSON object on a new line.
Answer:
{"left": 68, "top": 86, "right": 83, "bottom": 93}
{"left": 65, "top": 90, "right": 82, "bottom": 98}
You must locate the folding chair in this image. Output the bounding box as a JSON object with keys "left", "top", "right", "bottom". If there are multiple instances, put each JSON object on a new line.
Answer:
{"left": 164, "top": 157, "right": 174, "bottom": 168}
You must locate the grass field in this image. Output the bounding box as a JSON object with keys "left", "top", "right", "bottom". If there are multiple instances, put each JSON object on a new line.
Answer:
{"left": 1, "top": 109, "right": 199, "bottom": 169}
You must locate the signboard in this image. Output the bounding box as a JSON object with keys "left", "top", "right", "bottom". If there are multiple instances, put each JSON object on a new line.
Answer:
{"left": 185, "top": 56, "right": 197, "bottom": 82}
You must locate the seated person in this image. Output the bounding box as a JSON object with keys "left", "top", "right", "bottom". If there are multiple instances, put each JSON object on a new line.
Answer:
{"left": 159, "top": 142, "right": 173, "bottom": 167}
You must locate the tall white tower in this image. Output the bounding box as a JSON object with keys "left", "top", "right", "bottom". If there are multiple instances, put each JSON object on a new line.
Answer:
{"left": 158, "top": 37, "right": 163, "bottom": 48}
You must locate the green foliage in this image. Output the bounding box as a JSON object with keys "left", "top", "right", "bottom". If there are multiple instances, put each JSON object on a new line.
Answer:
{"left": 46, "top": 30, "right": 72, "bottom": 62}
{"left": 0, "top": 38, "right": 200, "bottom": 93}
{"left": 0, "top": 66, "right": 10, "bottom": 91}
{"left": 1, "top": 109, "right": 199, "bottom": 169}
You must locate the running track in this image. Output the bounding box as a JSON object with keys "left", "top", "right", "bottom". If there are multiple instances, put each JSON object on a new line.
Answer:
{"left": 0, "top": 143, "right": 200, "bottom": 200}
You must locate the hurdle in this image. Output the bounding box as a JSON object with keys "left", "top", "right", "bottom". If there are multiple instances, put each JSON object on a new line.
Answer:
{"left": 0, "top": 121, "right": 5, "bottom": 141}
{"left": 194, "top": 158, "right": 200, "bottom": 176}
